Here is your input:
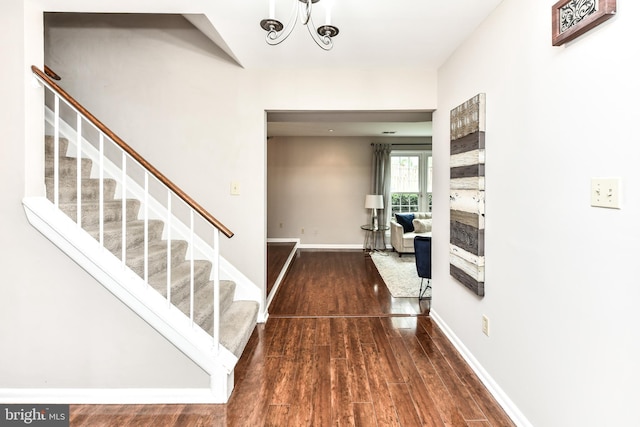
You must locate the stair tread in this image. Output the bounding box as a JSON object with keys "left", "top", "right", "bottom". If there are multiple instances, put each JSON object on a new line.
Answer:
{"left": 148, "top": 260, "right": 212, "bottom": 293}
{"left": 84, "top": 218, "right": 164, "bottom": 233}
{"left": 174, "top": 280, "right": 237, "bottom": 330}
{"left": 45, "top": 176, "right": 117, "bottom": 202}
{"left": 45, "top": 160, "right": 93, "bottom": 181}
{"left": 124, "top": 239, "right": 188, "bottom": 258}
{"left": 58, "top": 199, "right": 140, "bottom": 208}
{"left": 45, "top": 176, "right": 117, "bottom": 185}
{"left": 83, "top": 219, "right": 165, "bottom": 253}
{"left": 44, "top": 136, "right": 70, "bottom": 156}
{"left": 56, "top": 199, "right": 141, "bottom": 226}
{"left": 149, "top": 261, "right": 214, "bottom": 305}
{"left": 123, "top": 240, "right": 189, "bottom": 277}
{"left": 219, "top": 301, "right": 260, "bottom": 357}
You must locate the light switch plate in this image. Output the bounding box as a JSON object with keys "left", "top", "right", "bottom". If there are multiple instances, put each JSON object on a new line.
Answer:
{"left": 230, "top": 181, "right": 240, "bottom": 196}
{"left": 591, "top": 177, "right": 621, "bottom": 209}
{"left": 482, "top": 315, "right": 490, "bottom": 336}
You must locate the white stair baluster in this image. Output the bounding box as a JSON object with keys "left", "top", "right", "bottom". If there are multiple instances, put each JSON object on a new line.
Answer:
{"left": 190, "top": 210, "right": 194, "bottom": 325}
{"left": 98, "top": 133, "right": 104, "bottom": 247}
{"left": 76, "top": 115, "right": 82, "bottom": 227}
{"left": 53, "top": 96, "right": 59, "bottom": 208}
{"left": 166, "top": 191, "right": 172, "bottom": 306}
{"left": 121, "top": 152, "right": 127, "bottom": 267}
{"left": 213, "top": 230, "right": 220, "bottom": 350}
{"left": 144, "top": 173, "right": 149, "bottom": 284}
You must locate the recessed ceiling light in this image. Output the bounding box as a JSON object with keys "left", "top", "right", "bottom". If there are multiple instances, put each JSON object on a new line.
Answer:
{"left": 328, "top": 129, "right": 334, "bottom": 132}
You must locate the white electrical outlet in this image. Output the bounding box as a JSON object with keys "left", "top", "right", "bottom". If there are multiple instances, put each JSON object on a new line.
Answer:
{"left": 482, "top": 315, "right": 490, "bottom": 336}
{"left": 591, "top": 177, "right": 621, "bottom": 209}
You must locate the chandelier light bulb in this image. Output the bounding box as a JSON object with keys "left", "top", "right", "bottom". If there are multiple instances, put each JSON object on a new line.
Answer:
{"left": 269, "top": 0, "right": 275, "bottom": 19}
{"left": 324, "top": 0, "right": 333, "bottom": 25}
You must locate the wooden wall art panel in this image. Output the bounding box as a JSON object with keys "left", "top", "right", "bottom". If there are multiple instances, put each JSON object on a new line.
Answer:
{"left": 450, "top": 94, "right": 485, "bottom": 297}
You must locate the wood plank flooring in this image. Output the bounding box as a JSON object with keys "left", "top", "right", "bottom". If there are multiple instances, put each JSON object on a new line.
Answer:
{"left": 68, "top": 250, "right": 514, "bottom": 426}
{"left": 269, "top": 250, "right": 429, "bottom": 317}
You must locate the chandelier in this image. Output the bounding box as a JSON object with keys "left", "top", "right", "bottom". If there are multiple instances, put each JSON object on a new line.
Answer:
{"left": 260, "top": 0, "right": 339, "bottom": 51}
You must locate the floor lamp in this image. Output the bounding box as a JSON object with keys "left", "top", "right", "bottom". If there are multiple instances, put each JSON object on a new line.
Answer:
{"left": 365, "top": 194, "right": 384, "bottom": 229}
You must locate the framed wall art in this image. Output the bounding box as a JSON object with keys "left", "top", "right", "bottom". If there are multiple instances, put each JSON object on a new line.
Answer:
{"left": 552, "top": 0, "right": 616, "bottom": 46}
{"left": 450, "top": 93, "right": 485, "bottom": 297}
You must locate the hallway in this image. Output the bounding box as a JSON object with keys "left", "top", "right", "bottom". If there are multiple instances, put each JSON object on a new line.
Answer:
{"left": 69, "top": 250, "right": 514, "bottom": 426}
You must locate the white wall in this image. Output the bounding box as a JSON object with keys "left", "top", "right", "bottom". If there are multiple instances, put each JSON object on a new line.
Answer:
{"left": 433, "top": 0, "right": 640, "bottom": 425}
{"left": 267, "top": 136, "right": 372, "bottom": 245}
{"left": 3, "top": 4, "right": 437, "bottom": 391}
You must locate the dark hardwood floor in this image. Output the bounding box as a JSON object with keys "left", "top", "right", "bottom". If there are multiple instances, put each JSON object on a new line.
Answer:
{"left": 269, "top": 250, "right": 429, "bottom": 317}
{"left": 69, "top": 249, "right": 514, "bottom": 426}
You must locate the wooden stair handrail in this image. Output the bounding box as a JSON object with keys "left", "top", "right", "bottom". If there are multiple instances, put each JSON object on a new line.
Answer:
{"left": 32, "top": 65, "right": 234, "bottom": 238}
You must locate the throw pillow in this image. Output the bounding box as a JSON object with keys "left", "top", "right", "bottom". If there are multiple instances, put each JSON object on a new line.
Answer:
{"left": 395, "top": 213, "right": 415, "bottom": 233}
{"left": 412, "top": 218, "right": 432, "bottom": 233}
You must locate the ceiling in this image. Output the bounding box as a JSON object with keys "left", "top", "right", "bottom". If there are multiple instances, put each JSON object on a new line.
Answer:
{"left": 203, "top": 0, "right": 503, "bottom": 70}
{"left": 195, "top": 0, "right": 504, "bottom": 138}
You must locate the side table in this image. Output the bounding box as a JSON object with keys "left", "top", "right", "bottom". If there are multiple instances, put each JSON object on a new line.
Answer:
{"left": 361, "top": 224, "right": 390, "bottom": 252}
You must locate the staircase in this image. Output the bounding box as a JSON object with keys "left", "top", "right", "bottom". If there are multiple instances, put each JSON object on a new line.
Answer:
{"left": 44, "top": 135, "right": 258, "bottom": 358}
{"left": 22, "top": 66, "right": 261, "bottom": 403}
{"left": 39, "top": 133, "right": 259, "bottom": 399}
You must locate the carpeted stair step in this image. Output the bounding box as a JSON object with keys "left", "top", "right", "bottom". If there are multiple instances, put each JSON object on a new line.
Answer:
{"left": 175, "top": 280, "right": 237, "bottom": 332}
{"left": 149, "top": 260, "right": 212, "bottom": 303}
{"left": 45, "top": 176, "right": 117, "bottom": 203}
{"left": 45, "top": 135, "right": 70, "bottom": 157}
{"left": 219, "top": 301, "right": 260, "bottom": 358}
{"left": 45, "top": 156, "right": 93, "bottom": 180}
{"left": 83, "top": 219, "right": 165, "bottom": 253}
{"left": 124, "top": 239, "right": 189, "bottom": 278}
{"left": 56, "top": 199, "right": 141, "bottom": 227}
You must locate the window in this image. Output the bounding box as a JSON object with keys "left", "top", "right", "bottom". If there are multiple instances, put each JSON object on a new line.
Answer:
{"left": 389, "top": 151, "right": 432, "bottom": 215}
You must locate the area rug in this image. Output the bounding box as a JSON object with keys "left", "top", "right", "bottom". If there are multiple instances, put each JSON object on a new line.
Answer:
{"left": 371, "top": 252, "right": 429, "bottom": 298}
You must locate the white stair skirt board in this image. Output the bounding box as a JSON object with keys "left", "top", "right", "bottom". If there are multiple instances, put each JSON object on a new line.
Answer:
{"left": 429, "top": 310, "right": 533, "bottom": 427}
{"left": 266, "top": 238, "right": 299, "bottom": 310}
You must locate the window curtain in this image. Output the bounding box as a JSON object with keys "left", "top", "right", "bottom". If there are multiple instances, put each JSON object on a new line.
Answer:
{"left": 371, "top": 143, "right": 391, "bottom": 227}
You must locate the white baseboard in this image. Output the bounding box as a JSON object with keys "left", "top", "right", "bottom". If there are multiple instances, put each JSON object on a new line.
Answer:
{"left": 266, "top": 238, "right": 300, "bottom": 244}
{"left": 298, "top": 243, "right": 363, "bottom": 250}
{"left": 267, "top": 239, "right": 385, "bottom": 251}
{"left": 0, "top": 388, "right": 221, "bottom": 404}
{"left": 429, "top": 310, "right": 531, "bottom": 427}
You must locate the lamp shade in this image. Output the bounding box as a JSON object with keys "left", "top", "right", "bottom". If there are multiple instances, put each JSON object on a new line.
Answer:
{"left": 365, "top": 194, "right": 384, "bottom": 209}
